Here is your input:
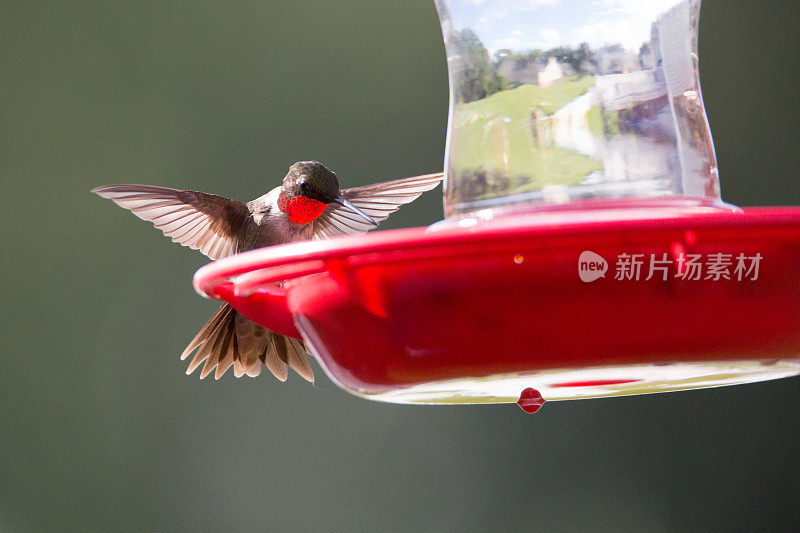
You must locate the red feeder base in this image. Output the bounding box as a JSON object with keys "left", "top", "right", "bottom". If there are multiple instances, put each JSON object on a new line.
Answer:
{"left": 194, "top": 205, "right": 800, "bottom": 406}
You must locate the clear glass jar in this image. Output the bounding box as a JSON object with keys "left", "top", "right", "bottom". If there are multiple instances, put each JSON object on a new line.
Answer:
{"left": 435, "top": 0, "right": 721, "bottom": 218}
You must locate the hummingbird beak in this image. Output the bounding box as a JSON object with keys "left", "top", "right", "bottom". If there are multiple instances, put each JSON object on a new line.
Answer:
{"left": 334, "top": 195, "right": 378, "bottom": 227}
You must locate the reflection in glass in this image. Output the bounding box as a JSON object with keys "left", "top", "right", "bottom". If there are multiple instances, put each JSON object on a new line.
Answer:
{"left": 434, "top": 0, "right": 719, "bottom": 217}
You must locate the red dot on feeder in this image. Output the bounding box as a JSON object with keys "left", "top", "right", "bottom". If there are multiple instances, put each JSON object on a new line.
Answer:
{"left": 517, "top": 387, "right": 545, "bottom": 413}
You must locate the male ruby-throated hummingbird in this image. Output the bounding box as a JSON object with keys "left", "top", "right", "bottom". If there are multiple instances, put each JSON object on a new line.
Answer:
{"left": 93, "top": 161, "right": 442, "bottom": 382}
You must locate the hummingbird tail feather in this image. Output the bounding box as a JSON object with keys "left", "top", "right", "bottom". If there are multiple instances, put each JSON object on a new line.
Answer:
{"left": 182, "top": 304, "right": 314, "bottom": 382}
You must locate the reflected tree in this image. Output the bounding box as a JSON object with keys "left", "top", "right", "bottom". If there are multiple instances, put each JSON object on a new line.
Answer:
{"left": 451, "top": 29, "right": 506, "bottom": 103}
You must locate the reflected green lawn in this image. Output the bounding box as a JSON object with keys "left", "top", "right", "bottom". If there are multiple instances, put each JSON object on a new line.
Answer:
{"left": 450, "top": 76, "right": 601, "bottom": 192}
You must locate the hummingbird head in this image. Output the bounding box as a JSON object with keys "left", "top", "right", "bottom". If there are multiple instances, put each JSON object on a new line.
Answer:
{"left": 278, "top": 161, "right": 377, "bottom": 227}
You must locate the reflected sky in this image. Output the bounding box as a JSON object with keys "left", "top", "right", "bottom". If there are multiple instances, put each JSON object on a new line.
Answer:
{"left": 446, "top": 0, "right": 682, "bottom": 52}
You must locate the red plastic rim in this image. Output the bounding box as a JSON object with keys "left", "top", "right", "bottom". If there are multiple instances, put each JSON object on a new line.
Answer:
{"left": 194, "top": 207, "right": 800, "bottom": 404}
{"left": 195, "top": 206, "right": 800, "bottom": 300}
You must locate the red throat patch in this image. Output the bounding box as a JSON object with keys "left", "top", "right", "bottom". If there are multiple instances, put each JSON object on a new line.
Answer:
{"left": 278, "top": 192, "right": 328, "bottom": 225}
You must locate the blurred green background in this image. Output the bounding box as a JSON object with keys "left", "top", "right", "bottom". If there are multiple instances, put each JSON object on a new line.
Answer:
{"left": 3, "top": 1, "right": 799, "bottom": 531}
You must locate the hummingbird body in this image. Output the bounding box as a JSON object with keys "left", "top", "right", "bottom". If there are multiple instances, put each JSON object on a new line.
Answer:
{"left": 93, "top": 161, "right": 443, "bottom": 382}
{"left": 243, "top": 187, "right": 316, "bottom": 248}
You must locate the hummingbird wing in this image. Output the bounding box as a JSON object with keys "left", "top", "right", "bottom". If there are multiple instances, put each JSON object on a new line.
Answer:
{"left": 92, "top": 185, "right": 249, "bottom": 260}
{"left": 312, "top": 172, "right": 443, "bottom": 239}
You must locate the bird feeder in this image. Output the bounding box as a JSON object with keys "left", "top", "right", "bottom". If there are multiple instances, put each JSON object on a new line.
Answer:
{"left": 194, "top": 0, "right": 800, "bottom": 410}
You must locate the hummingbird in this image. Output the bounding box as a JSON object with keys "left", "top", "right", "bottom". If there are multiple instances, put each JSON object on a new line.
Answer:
{"left": 93, "top": 161, "right": 443, "bottom": 383}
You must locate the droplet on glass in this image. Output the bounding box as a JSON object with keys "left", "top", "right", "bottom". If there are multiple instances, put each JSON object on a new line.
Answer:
{"left": 517, "top": 387, "right": 546, "bottom": 413}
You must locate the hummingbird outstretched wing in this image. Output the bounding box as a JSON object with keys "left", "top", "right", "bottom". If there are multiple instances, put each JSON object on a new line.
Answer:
{"left": 92, "top": 185, "right": 249, "bottom": 260}
{"left": 312, "top": 172, "right": 443, "bottom": 239}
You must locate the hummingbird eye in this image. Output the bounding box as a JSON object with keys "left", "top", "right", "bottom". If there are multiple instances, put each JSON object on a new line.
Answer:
{"left": 298, "top": 177, "right": 310, "bottom": 192}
